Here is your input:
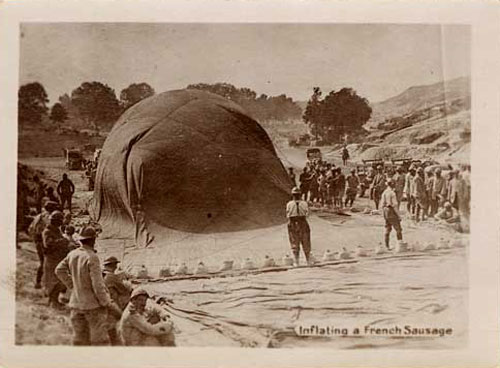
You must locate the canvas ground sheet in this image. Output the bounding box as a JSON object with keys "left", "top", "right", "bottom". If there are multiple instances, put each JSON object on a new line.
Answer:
{"left": 144, "top": 247, "right": 467, "bottom": 349}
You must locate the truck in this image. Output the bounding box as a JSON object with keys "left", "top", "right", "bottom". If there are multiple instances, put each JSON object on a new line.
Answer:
{"left": 306, "top": 148, "right": 322, "bottom": 163}
{"left": 64, "top": 149, "right": 85, "bottom": 170}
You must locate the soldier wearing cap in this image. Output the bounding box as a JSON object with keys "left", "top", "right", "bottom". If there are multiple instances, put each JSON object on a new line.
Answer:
{"left": 55, "top": 226, "right": 114, "bottom": 345}
{"left": 103, "top": 256, "right": 132, "bottom": 345}
{"left": 42, "top": 210, "right": 70, "bottom": 308}
{"left": 28, "top": 200, "right": 59, "bottom": 289}
{"left": 371, "top": 165, "right": 386, "bottom": 210}
{"left": 118, "top": 288, "right": 175, "bottom": 346}
{"left": 286, "top": 186, "right": 311, "bottom": 267}
{"left": 380, "top": 178, "right": 403, "bottom": 250}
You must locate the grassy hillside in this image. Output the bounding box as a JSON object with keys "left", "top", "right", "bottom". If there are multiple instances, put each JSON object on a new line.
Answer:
{"left": 368, "top": 76, "right": 470, "bottom": 127}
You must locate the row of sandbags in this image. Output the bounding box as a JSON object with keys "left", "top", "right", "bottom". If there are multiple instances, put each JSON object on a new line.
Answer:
{"left": 129, "top": 237, "right": 467, "bottom": 280}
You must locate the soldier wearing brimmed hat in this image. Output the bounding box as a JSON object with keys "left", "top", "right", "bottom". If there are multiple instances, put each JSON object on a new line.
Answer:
{"left": 56, "top": 226, "right": 114, "bottom": 345}
{"left": 28, "top": 200, "right": 59, "bottom": 289}
{"left": 42, "top": 210, "right": 70, "bottom": 308}
{"left": 380, "top": 178, "right": 403, "bottom": 250}
{"left": 286, "top": 186, "right": 311, "bottom": 267}
{"left": 102, "top": 256, "right": 132, "bottom": 345}
{"left": 118, "top": 287, "right": 175, "bottom": 346}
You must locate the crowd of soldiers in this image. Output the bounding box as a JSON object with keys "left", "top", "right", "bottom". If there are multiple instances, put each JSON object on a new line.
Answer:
{"left": 286, "top": 159, "right": 471, "bottom": 265}
{"left": 25, "top": 173, "right": 176, "bottom": 347}
{"left": 288, "top": 159, "right": 471, "bottom": 229}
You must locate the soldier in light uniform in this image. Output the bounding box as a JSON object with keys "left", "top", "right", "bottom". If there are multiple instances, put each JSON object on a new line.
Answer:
{"left": 286, "top": 187, "right": 311, "bottom": 267}
{"left": 380, "top": 179, "right": 403, "bottom": 250}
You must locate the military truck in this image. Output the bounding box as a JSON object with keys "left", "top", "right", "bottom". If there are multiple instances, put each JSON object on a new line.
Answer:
{"left": 306, "top": 148, "right": 322, "bottom": 163}
{"left": 64, "top": 149, "right": 85, "bottom": 170}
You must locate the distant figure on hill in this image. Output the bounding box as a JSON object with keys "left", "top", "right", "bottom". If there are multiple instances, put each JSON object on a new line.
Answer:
{"left": 342, "top": 146, "right": 349, "bottom": 166}
{"left": 57, "top": 173, "right": 75, "bottom": 212}
{"left": 286, "top": 187, "right": 311, "bottom": 267}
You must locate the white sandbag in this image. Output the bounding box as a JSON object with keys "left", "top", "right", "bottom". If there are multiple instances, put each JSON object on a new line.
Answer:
{"left": 219, "top": 260, "right": 234, "bottom": 272}
{"left": 375, "top": 243, "right": 387, "bottom": 255}
{"left": 262, "top": 255, "right": 276, "bottom": 268}
{"left": 339, "top": 247, "right": 351, "bottom": 259}
{"left": 322, "top": 249, "right": 336, "bottom": 262}
{"left": 136, "top": 265, "right": 149, "bottom": 279}
{"left": 241, "top": 258, "right": 256, "bottom": 270}
{"left": 174, "top": 263, "right": 188, "bottom": 275}
{"left": 396, "top": 241, "right": 410, "bottom": 253}
{"left": 438, "top": 238, "right": 451, "bottom": 249}
{"left": 422, "top": 242, "right": 436, "bottom": 251}
{"left": 355, "top": 246, "right": 367, "bottom": 257}
{"left": 195, "top": 261, "right": 208, "bottom": 275}
{"left": 159, "top": 267, "right": 171, "bottom": 277}
{"left": 282, "top": 254, "right": 294, "bottom": 266}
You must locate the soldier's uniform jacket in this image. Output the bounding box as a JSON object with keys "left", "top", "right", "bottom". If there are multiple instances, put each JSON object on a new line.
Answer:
{"left": 55, "top": 246, "right": 111, "bottom": 310}
{"left": 42, "top": 223, "right": 70, "bottom": 294}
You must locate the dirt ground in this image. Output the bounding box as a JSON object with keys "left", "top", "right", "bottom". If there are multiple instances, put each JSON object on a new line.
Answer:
{"left": 15, "top": 150, "right": 469, "bottom": 347}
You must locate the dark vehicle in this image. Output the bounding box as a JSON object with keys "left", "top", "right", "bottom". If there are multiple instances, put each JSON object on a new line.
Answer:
{"left": 306, "top": 148, "right": 322, "bottom": 162}
{"left": 391, "top": 158, "right": 413, "bottom": 172}
{"left": 64, "top": 149, "right": 85, "bottom": 170}
{"left": 362, "top": 158, "right": 384, "bottom": 169}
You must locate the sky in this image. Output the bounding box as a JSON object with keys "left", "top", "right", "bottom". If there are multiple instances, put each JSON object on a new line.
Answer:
{"left": 19, "top": 23, "right": 470, "bottom": 105}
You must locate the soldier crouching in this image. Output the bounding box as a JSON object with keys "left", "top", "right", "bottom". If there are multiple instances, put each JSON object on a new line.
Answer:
{"left": 118, "top": 288, "right": 176, "bottom": 346}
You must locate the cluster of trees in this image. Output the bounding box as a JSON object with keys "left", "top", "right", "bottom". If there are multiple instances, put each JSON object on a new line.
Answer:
{"left": 18, "top": 82, "right": 155, "bottom": 132}
{"left": 187, "top": 83, "right": 302, "bottom": 122}
{"left": 303, "top": 87, "right": 372, "bottom": 144}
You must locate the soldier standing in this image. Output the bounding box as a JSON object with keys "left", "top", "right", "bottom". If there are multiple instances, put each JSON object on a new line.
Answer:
{"left": 286, "top": 187, "right": 311, "bottom": 267}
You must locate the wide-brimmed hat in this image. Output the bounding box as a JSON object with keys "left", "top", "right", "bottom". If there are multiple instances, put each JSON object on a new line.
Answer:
{"left": 291, "top": 187, "right": 301, "bottom": 194}
{"left": 78, "top": 226, "right": 97, "bottom": 240}
{"left": 49, "top": 210, "right": 64, "bottom": 222}
{"left": 131, "top": 287, "right": 149, "bottom": 299}
{"left": 103, "top": 256, "right": 120, "bottom": 266}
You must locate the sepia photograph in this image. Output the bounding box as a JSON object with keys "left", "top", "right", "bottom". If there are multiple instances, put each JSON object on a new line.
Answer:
{"left": 14, "top": 22, "right": 471, "bottom": 348}
{"left": 0, "top": 1, "right": 499, "bottom": 367}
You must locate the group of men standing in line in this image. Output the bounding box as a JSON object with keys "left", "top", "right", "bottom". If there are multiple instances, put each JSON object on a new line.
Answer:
{"left": 26, "top": 172, "right": 176, "bottom": 347}
{"left": 289, "top": 163, "right": 360, "bottom": 210}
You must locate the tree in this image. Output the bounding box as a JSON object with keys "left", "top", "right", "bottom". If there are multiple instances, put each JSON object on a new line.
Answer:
{"left": 49, "top": 102, "right": 68, "bottom": 127}
{"left": 302, "top": 87, "right": 322, "bottom": 139}
{"left": 120, "top": 83, "right": 155, "bottom": 109}
{"left": 303, "top": 87, "right": 371, "bottom": 143}
{"left": 187, "top": 82, "right": 302, "bottom": 122}
{"left": 319, "top": 88, "right": 371, "bottom": 143}
{"left": 71, "top": 82, "right": 122, "bottom": 132}
{"left": 18, "top": 82, "right": 49, "bottom": 126}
